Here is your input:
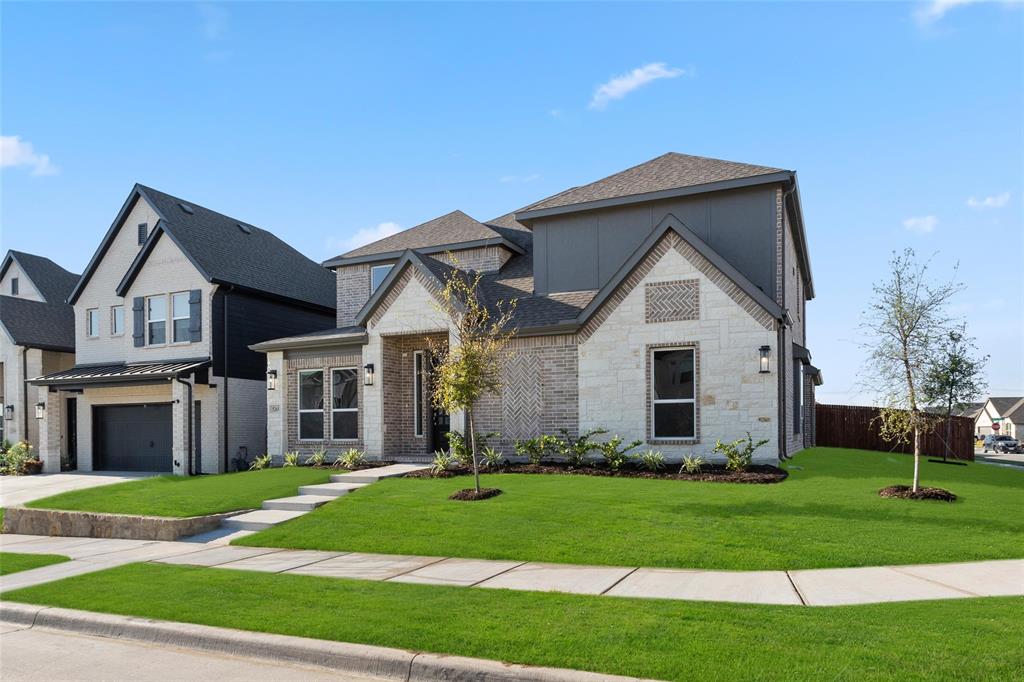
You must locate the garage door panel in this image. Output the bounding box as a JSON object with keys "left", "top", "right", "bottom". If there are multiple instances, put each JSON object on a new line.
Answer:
{"left": 94, "top": 404, "right": 173, "bottom": 472}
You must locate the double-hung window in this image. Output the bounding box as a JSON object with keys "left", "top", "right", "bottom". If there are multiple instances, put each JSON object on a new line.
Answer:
{"left": 331, "top": 368, "right": 358, "bottom": 440}
{"left": 86, "top": 308, "right": 100, "bottom": 338}
{"left": 111, "top": 305, "right": 124, "bottom": 336}
{"left": 171, "top": 292, "right": 190, "bottom": 343}
{"left": 651, "top": 347, "right": 697, "bottom": 439}
{"left": 298, "top": 370, "right": 324, "bottom": 440}
{"left": 146, "top": 295, "right": 166, "bottom": 345}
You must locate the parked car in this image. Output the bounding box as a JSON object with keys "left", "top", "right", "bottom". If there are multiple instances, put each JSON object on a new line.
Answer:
{"left": 982, "top": 434, "right": 1022, "bottom": 454}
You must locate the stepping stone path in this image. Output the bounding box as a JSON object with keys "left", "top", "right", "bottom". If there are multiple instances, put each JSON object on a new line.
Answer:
{"left": 221, "top": 464, "right": 429, "bottom": 531}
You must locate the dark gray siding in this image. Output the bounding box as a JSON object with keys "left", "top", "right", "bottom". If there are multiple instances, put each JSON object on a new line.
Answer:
{"left": 533, "top": 185, "right": 779, "bottom": 298}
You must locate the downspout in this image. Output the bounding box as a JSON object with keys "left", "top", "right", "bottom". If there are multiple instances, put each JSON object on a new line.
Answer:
{"left": 175, "top": 374, "right": 193, "bottom": 476}
{"left": 222, "top": 286, "right": 231, "bottom": 472}
{"left": 778, "top": 182, "right": 797, "bottom": 459}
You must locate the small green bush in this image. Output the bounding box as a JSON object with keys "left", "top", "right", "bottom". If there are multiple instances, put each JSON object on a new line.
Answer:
{"left": 514, "top": 435, "right": 561, "bottom": 465}
{"left": 446, "top": 431, "right": 499, "bottom": 466}
{"left": 480, "top": 446, "right": 505, "bottom": 469}
{"left": 598, "top": 435, "right": 643, "bottom": 471}
{"left": 431, "top": 450, "right": 454, "bottom": 477}
{"left": 638, "top": 450, "right": 666, "bottom": 472}
{"left": 335, "top": 448, "right": 367, "bottom": 470}
{"left": 249, "top": 453, "right": 273, "bottom": 470}
{"left": 1, "top": 441, "right": 38, "bottom": 475}
{"left": 283, "top": 452, "right": 300, "bottom": 467}
{"left": 680, "top": 454, "right": 706, "bottom": 474}
{"left": 714, "top": 433, "right": 769, "bottom": 472}
{"left": 305, "top": 447, "right": 327, "bottom": 467}
{"left": 558, "top": 428, "right": 607, "bottom": 467}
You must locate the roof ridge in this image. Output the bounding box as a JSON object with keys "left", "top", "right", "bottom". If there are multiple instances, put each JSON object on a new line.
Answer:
{"left": 136, "top": 184, "right": 268, "bottom": 235}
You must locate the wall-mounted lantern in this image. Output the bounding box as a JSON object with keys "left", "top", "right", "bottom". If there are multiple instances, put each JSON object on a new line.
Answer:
{"left": 363, "top": 363, "right": 375, "bottom": 386}
{"left": 35, "top": 402, "right": 46, "bottom": 420}
{"left": 3, "top": 405, "right": 13, "bottom": 421}
{"left": 758, "top": 346, "right": 771, "bottom": 374}
{"left": 266, "top": 369, "right": 278, "bottom": 391}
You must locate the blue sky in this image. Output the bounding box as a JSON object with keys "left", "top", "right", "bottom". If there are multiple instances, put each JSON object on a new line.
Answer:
{"left": 2, "top": 1, "right": 1022, "bottom": 404}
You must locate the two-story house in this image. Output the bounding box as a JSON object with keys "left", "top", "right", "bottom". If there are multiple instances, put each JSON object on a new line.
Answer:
{"left": 255, "top": 153, "right": 823, "bottom": 464}
{"left": 0, "top": 251, "right": 79, "bottom": 452}
{"left": 30, "top": 185, "right": 336, "bottom": 474}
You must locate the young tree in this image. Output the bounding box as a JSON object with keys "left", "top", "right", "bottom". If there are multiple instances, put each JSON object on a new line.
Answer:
{"left": 431, "top": 260, "right": 516, "bottom": 494}
{"left": 922, "top": 325, "right": 988, "bottom": 461}
{"left": 861, "top": 248, "right": 963, "bottom": 492}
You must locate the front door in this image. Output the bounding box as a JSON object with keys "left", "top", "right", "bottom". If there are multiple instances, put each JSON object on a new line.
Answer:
{"left": 427, "top": 353, "right": 450, "bottom": 451}
{"left": 65, "top": 397, "right": 77, "bottom": 471}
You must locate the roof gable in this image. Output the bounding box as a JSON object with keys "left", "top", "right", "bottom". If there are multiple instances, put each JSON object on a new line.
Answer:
{"left": 0, "top": 295, "right": 75, "bottom": 352}
{"left": 353, "top": 251, "right": 461, "bottom": 327}
{"left": 0, "top": 250, "right": 80, "bottom": 305}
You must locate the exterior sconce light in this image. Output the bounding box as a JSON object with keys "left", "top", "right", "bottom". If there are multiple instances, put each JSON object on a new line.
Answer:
{"left": 758, "top": 346, "right": 771, "bottom": 374}
{"left": 266, "top": 369, "right": 278, "bottom": 391}
{"left": 35, "top": 402, "right": 46, "bottom": 420}
{"left": 363, "top": 363, "right": 375, "bottom": 386}
{"left": 4, "top": 405, "right": 13, "bottom": 421}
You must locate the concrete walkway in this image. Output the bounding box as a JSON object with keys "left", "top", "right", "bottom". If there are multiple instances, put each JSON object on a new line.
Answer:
{"left": 2, "top": 533, "right": 1021, "bottom": 606}
{"left": 0, "top": 471, "right": 155, "bottom": 508}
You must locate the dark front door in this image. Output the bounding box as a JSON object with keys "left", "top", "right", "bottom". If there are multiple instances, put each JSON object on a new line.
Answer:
{"left": 93, "top": 404, "right": 173, "bottom": 472}
{"left": 65, "top": 398, "right": 78, "bottom": 471}
{"left": 427, "top": 353, "right": 450, "bottom": 450}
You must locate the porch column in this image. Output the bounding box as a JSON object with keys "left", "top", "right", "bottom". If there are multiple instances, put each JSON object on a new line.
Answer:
{"left": 37, "top": 388, "right": 62, "bottom": 473}
{"left": 266, "top": 351, "right": 287, "bottom": 459}
{"left": 363, "top": 335, "right": 384, "bottom": 458}
{"left": 171, "top": 379, "right": 188, "bottom": 476}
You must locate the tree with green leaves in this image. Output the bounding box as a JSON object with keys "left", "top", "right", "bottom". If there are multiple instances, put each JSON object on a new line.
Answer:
{"left": 861, "top": 248, "right": 963, "bottom": 492}
{"left": 431, "top": 259, "right": 517, "bottom": 495}
{"left": 922, "top": 325, "right": 988, "bottom": 462}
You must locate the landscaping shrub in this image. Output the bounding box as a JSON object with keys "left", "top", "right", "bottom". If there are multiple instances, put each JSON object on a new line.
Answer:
{"left": 283, "top": 452, "right": 300, "bottom": 467}
{"left": 480, "top": 446, "right": 505, "bottom": 469}
{"left": 335, "top": 448, "right": 367, "bottom": 470}
{"left": 514, "top": 435, "right": 561, "bottom": 465}
{"left": 598, "top": 435, "right": 643, "bottom": 471}
{"left": 249, "top": 453, "right": 273, "bottom": 470}
{"left": 431, "top": 450, "right": 454, "bottom": 477}
{"left": 305, "top": 447, "right": 327, "bottom": 467}
{"left": 0, "top": 441, "right": 41, "bottom": 476}
{"left": 558, "top": 428, "right": 607, "bottom": 467}
{"left": 638, "top": 450, "right": 666, "bottom": 472}
{"left": 715, "top": 433, "right": 769, "bottom": 472}
{"left": 680, "top": 454, "right": 706, "bottom": 474}
{"left": 446, "top": 431, "right": 499, "bottom": 467}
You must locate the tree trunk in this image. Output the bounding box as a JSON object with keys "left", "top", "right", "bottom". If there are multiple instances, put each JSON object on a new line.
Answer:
{"left": 912, "top": 425, "right": 921, "bottom": 493}
{"left": 944, "top": 414, "right": 953, "bottom": 462}
{"left": 468, "top": 408, "right": 480, "bottom": 493}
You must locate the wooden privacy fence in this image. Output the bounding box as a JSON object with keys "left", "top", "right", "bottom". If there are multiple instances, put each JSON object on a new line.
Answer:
{"left": 815, "top": 404, "right": 975, "bottom": 461}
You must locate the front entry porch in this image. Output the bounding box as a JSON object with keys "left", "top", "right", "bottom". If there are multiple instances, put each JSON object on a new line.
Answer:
{"left": 379, "top": 332, "right": 449, "bottom": 462}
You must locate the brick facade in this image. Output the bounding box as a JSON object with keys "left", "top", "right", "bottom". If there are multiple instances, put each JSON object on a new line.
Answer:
{"left": 284, "top": 348, "right": 364, "bottom": 457}
{"left": 436, "top": 246, "right": 512, "bottom": 273}
{"left": 380, "top": 332, "right": 446, "bottom": 460}
{"left": 336, "top": 263, "right": 370, "bottom": 327}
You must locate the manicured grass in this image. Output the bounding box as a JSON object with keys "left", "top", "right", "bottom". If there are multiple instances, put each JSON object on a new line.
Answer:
{"left": 236, "top": 448, "right": 1024, "bottom": 569}
{"left": 3, "top": 562, "right": 1021, "bottom": 681}
{"left": 26, "top": 468, "right": 332, "bottom": 517}
{"left": 0, "top": 552, "right": 69, "bottom": 576}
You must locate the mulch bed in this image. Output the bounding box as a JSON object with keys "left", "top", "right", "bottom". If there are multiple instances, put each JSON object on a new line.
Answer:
{"left": 449, "top": 487, "right": 503, "bottom": 501}
{"left": 878, "top": 485, "right": 957, "bottom": 502}
{"left": 408, "top": 462, "right": 786, "bottom": 484}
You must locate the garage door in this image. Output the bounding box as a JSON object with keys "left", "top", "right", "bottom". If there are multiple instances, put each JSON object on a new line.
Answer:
{"left": 93, "top": 404, "right": 173, "bottom": 472}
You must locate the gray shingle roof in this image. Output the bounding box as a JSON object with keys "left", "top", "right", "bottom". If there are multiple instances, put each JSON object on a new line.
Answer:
{"left": 1, "top": 250, "right": 80, "bottom": 305}
{"left": 1004, "top": 399, "right": 1024, "bottom": 424}
{"left": 335, "top": 211, "right": 506, "bottom": 261}
{"left": 521, "top": 152, "right": 785, "bottom": 212}
{"left": 989, "top": 397, "right": 1024, "bottom": 416}
{"left": 0, "top": 295, "right": 75, "bottom": 352}
{"left": 130, "top": 186, "right": 336, "bottom": 310}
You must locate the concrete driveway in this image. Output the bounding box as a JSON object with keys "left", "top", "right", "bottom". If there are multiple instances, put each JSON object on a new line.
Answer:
{"left": 0, "top": 472, "right": 155, "bottom": 507}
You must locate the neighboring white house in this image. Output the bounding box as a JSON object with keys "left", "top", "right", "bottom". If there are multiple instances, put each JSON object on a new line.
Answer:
{"left": 975, "top": 397, "right": 1024, "bottom": 439}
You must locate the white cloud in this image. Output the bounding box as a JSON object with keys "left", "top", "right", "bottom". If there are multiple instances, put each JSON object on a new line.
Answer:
{"left": 0, "top": 135, "right": 58, "bottom": 176}
{"left": 902, "top": 215, "right": 938, "bottom": 234}
{"left": 588, "top": 62, "right": 688, "bottom": 110}
{"left": 914, "top": 0, "right": 1021, "bottom": 26}
{"left": 328, "top": 221, "right": 403, "bottom": 254}
{"left": 548, "top": 109, "right": 563, "bottom": 118}
{"left": 966, "top": 192, "right": 1010, "bottom": 209}
{"left": 197, "top": 3, "right": 229, "bottom": 40}
{"left": 499, "top": 173, "right": 541, "bottom": 184}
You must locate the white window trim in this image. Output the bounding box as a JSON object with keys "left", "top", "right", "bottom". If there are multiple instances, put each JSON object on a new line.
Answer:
{"left": 145, "top": 295, "right": 167, "bottom": 347}
{"left": 170, "top": 291, "right": 191, "bottom": 345}
{"left": 330, "top": 366, "right": 359, "bottom": 442}
{"left": 370, "top": 264, "right": 393, "bottom": 293}
{"left": 110, "top": 305, "right": 125, "bottom": 337}
{"left": 650, "top": 346, "right": 697, "bottom": 440}
{"left": 86, "top": 308, "right": 100, "bottom": 338}
{"left": 298, "top": 369, "right": 325, "bottom": 441}
{"left": 413, "top": 351, "right": 424, "bottom": 437}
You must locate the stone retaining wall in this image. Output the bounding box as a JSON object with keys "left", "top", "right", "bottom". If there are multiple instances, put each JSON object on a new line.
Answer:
{"left": 1, "top": 506, "right": 244, "bottom": 541}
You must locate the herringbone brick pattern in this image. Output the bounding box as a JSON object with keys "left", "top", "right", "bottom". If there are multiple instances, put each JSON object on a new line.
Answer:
{"left": 645, "top": 279, "right": 699, "bottom": 323}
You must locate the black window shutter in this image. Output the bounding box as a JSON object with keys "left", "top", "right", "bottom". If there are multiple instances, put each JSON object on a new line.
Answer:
{"left": 189, "top": 289, "right": 202, "bottom": 342}
{"left": 132, "top": 297, "right": 145, "bottom": 347}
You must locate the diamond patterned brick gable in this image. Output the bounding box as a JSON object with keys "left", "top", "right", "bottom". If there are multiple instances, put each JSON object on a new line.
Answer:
{"left": 645, "top": 279, "right": 700, "bottom": 323}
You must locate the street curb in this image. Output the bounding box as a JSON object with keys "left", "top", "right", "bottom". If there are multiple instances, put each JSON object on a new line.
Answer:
{"left": 0, "top": 602, "right": 651, "bottom": 682}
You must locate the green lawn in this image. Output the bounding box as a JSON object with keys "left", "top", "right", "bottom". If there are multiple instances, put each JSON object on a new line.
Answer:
{"left": 236, "top": 448, "right": 1024, "bottom": 570}
{"left": 3, "top": 562, "right": 1021, "bottom": 681}
{"left": 26, "top": 468, "right": 332, "bottom": 518}
{"left": 0, "top": 552, "right": 69, "bottom": 576}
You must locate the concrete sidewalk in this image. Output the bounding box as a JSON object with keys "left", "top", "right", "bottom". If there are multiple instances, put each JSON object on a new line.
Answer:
{"left": 3, "top": 533, "right": 1021, "bottom": 606}
{"left": 0, "top": 471, "right": 155, "bottom": 508}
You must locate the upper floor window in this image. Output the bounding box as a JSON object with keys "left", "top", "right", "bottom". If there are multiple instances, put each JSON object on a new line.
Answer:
{"left": 86, "top": 308, "right": 100, "bottom": 338}
{"left": 171, "top": 292, "right": 190, "bottom": 343}
{"left": 370, "top": 264, "right": 393, "bottom": 293}
{"left": 111, "top": 305, "right": 124, "bottom": 336}
{"left": 651, "top": 347, "right": 697, "bottom": 439}
{"left": 146, "top": 295, "right": 166, "bottom": 345}
{"left": 10, "top": 278, "right": 18, "bottom": 296}
{"left": 137, "top": 223, "right": 148, "bottom": 245}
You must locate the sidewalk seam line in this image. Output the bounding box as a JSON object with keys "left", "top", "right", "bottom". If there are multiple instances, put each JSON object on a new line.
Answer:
{"left": 785, "top": 571, "right": 807, "bottom": 605}
{"left": 386, "top": 556, "right": 450, "bottom": 581}
{"left": 887, "top": 566, "right": 981, "bottom": 596}
{"left": 468, "top": 561, "right": 529, "bottom": 588}
{"left": 600, "top": 567, "right": 640, "bottom": 595}
{"left": 406, "top": 652, "right": 420, "bottom": 682}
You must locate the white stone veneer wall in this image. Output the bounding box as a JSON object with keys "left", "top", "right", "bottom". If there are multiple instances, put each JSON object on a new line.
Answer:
{"left": 579, "top": 246, "right": 779, "bottom": 463}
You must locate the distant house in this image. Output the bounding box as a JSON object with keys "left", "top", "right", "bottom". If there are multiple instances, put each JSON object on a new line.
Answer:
{"left": 0, "top": 251, "right": 79, "bottom": 450}
{"left": 30, "top": 185, "right": 336, "bottom": 474}
{"left": 254, "top": 152, "right": 822, "bottom": 465}
{"left": 975, "top": 397, "right": 1024, "bottom": 439}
